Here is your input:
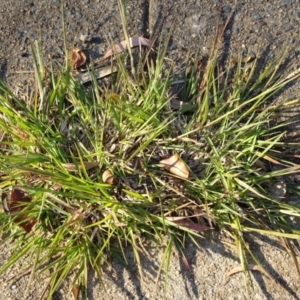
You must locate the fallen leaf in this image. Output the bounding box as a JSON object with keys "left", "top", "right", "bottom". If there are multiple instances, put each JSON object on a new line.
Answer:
{"left": 103, "top": 36, "right": 150, "bottom": 59}
{"left": 71, "top": 47, "right": 87, "bottom": 69}
{"left": 102, "top": 169, "right": 117, "bottom": 185}
{"left": 62, "top": 161, "right": 99, "bottom": 172}
{"left": 72, "top": 284, "right": 80, "bottom": 300}
{"left": 2, "top": 187, "right": 36, "bottom": 233}
{"left": 160, "top": 153, "right": 189, "bottom": 179}
{"left": 173, "top": 218, "right": 212, "bottom": 233}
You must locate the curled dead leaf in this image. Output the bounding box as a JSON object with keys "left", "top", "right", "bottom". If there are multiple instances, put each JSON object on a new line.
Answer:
{"left": 103, "top": 36, "right": 150, "bottom": 59}
{"left": 102, "top": 169, "right": 117, "bottom": 184}
{"left": 71, "top": 47, "right": 86, "bottom": 69}
{"left": 160, "top": 153, "right": 189, "bottom": 179}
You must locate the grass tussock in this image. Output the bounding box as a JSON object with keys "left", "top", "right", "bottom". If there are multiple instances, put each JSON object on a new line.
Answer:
{"left": 1, "top": 5, "right": 300, "bottom": 299}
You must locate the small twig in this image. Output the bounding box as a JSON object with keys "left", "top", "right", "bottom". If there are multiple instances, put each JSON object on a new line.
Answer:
{"left": 45, "top": 193, "right": 76, "bottom": 212}
{"left": 143, "top": 11, "right": 169, "bottom": 67}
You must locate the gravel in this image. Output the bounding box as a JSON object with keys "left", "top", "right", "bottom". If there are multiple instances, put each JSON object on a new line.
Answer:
{"left": 1, "top": 0, "right": 300, "bottom": 299}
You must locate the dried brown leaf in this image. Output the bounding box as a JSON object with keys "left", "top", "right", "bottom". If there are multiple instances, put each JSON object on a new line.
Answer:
{"left": 62, "top": 161, "right": 99, "bottom": 172}
{"left": 160, "top": 153, "right": 189, "bottom": 179}
{"left": 174, "top": 218, "right": 212, "bottom": 233}
{"left": 102, "top": 169, "right": 117, "bottom": 185}
{"left": 2, "top": 187, "right": 36, "bottom": 233}
{"left": 103, "top": 36, "right": 150, "bottom": 59}
{"left": 71, "top": 47, "right": 86, "bottom": 69}
{"left": 72, "top": 284, "right": 80, "bottom": 300}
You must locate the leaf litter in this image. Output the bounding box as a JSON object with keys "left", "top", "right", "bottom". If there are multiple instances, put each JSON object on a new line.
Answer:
{"left": 1, "top": 6, "right": 300, "bottom": 299}
{"left": 2, "top": 187, "right": 36, "bottom": 233}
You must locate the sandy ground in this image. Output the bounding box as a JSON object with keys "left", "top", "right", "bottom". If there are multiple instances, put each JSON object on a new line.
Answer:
{"left": 1, "top": 0, "right": 300, "bottom": 299}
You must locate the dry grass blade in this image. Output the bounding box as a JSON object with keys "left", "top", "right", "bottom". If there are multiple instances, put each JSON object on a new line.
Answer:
{"left": 226, "top": 264, "right": 273, "bottom": 280}
{"left": 61, "top": 161, "right": 99, "bottom": 172}
{"left": 173, "top": 219, "right": 213, "bottom": 233}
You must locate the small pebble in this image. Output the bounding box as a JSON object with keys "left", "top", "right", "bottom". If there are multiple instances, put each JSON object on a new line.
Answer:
{"left": 79, "top": 33, "right": 89, "bottom": 42}
{"left": 222, "top": 6, "right": 231, "bottom": 13}
{"left": 252, "top": 13, "right": 262, "bottom": 20}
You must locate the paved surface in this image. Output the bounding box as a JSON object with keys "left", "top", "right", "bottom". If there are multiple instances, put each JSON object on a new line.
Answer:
{"left": 1, "top": 0, "right": 300, "bottom": 299}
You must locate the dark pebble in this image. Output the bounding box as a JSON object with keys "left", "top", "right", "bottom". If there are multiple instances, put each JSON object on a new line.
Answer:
{"left": 284, "top": 0, "right": 292, "bottom": 5}
{"left": 22, "top": 37, "right": 29, "bottom": 44}
{"left": 222, "top": 6, "right": 231, "bottom": 13}
{"left": 252, "top": 13, "right": 262, "bottom": 20}
{"left": 90, "top": 36, "right": 101, "bottom": 44}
